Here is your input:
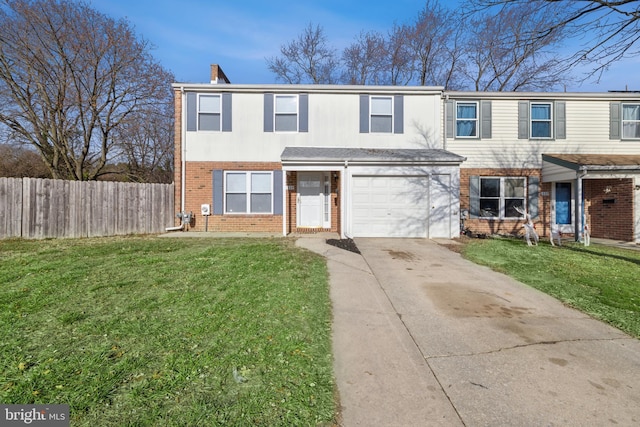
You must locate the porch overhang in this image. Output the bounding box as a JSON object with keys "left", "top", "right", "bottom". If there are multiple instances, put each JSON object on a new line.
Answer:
{"left": 542, "top": 154, "right": 640, "bottom": 182}
{"left": 280, "top": 147, "right": 466, "bottom": 171}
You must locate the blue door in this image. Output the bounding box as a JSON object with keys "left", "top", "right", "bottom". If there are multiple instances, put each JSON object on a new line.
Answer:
{"left": 555, "top": 183, "right": 572, "bottom": 225}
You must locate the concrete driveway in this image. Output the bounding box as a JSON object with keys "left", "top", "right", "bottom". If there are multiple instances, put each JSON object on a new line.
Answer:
{"left": 297, "top": 237, "right": 640, "bottom": 426}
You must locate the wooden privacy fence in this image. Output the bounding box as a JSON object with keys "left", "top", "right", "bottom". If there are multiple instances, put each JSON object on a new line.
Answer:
{"left": 0, "top": 177, "right": 174, "bottom": 239}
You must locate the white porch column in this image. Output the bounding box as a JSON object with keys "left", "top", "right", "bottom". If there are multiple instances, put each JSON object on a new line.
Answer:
{"left": 575, "top": 174, "right": 584, "bottom": 242}
{"left": 282, "top": 171, "right": 287, "bottom": 237}
{"left": 635, "top": 177, "right": 640, "bottom": 243}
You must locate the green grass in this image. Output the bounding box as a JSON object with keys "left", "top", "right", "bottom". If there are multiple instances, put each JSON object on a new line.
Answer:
{"left": 0, "top": 236, "right": 336, "bottom": 426}
{"left": 460, "top": 237, "right": 640, "bottom": 338}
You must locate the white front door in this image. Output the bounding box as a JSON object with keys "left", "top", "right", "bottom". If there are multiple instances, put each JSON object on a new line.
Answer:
{"left": 298, "top": 172, "right": 324, "bottom": 228}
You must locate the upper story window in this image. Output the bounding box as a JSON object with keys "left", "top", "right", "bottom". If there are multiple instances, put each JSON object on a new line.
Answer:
{"left": 446, "top": 99, "right": 491, "bottom": 139}
{"left": 186, "top": 92, "right": 231, "bottom": 132}
{"left": 198, "top": 94, "right": 221, "bottom": 131}
{"left": 275, "top": 95, "right": 298, "bottom": 132}
{"left": 530, "top": 102, "right": 552, "bottom": 139}
{"left": 360, "top": 94, "right": 403, "bottom": 134}
{"left": 225, "top": 171, "right": 273, "bottom": 214}
{"left": 264, "top": 93, "right": 307, "bottom": 133}
{"left": 370, "top": 96, "right": 393, "bottom": 133}
{"left": 479, "top": 177, "right": 526, "bottom": 219}
{"left": 622, "top": 103, "right": 640, "bottom": 139}
{"left": 456, "top": 102, "right": 478, "bottom": 138}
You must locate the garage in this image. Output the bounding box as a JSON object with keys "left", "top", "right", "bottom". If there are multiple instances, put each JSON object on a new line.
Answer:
{"left": 281, "top": 147, "right": 466, "bottom": 239}
{"left": 352, "top": 176, "right": 430, "bottom": 237}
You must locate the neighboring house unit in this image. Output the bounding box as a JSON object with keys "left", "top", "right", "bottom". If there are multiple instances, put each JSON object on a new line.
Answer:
{"left": 171, "top": 65, "right": 640, "bottom": 243}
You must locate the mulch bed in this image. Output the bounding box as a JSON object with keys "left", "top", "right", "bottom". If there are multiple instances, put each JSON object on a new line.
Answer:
{"left": 326, "top": 238, "right": 361, "bottom": 254}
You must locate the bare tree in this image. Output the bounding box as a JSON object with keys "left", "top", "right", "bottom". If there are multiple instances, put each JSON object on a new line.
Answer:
{"left": 266, "top": 23, "right": 340, "bottom": 84}
{"left": 407, "top": 0, "right": 459, "bottom": 86}
{"left": 0, "top": 0, "right": 174, "bottom": 180}
{"left": 266, "top": 2, "right": 570, "bottom": 91}
{"left": 0, "top": 144, "right": 51, "bottom": 178}
{"left": 114, "top": 100, "right": 174, "bottom": 183}
{"left": 342, "top": 31, "right": 387, "bottom": 85}
{"left": 438, "top": 24, "right": 467, "bottom": 90}
{"left": 461, "top": 5, "right": 567, "bottom": 91}
{"left": 469, "top": 0, "right": 640, "bottom": 79}
{"left": 385, "top": 24, "right": 415, "bottom": 86}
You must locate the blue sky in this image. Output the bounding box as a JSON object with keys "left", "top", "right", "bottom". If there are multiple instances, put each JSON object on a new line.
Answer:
{"left": 90, "top": 0, "right": 639, "bottom": 92}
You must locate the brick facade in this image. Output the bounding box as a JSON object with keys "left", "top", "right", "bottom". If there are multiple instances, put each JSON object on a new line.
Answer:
{"left": 179, "top": 161, "right": 282, "bottom": 232}
{"left": 584, "top": 179, "right": 634, "bottom": 241}
{"left": 460, "top": 169, "right": 635, "bottom": 241}
{"left": 460, "top": 168, "right": 550, "bottom": 237}
{"left": 175, "top": 160, "right": 342, "bottom": 234}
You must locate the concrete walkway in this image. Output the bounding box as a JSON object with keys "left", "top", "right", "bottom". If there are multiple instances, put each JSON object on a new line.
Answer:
{"left": 296, "top": 237, "right": 640, "bottom": 427}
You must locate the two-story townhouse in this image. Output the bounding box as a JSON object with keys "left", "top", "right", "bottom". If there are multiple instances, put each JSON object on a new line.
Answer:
{"left": 172, "top": 65, "right": 640, "bottom": 243}
{"left": 171, "top": 65, "right": 465, "bottom": 239}
{"left": 445, "top": 92, "right": 640, "bottom": 243}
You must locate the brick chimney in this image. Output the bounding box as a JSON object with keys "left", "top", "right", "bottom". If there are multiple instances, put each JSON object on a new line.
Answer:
{"left": 210, "top": 64, "right": 230, "bottom": 84}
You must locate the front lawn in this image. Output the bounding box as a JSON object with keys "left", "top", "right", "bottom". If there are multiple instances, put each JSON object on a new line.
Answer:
{"left": 0, "top": 237, "right": 336, "bottom": 426}
{"left": 460, "top": 237, "right": 640, "bottom": 338}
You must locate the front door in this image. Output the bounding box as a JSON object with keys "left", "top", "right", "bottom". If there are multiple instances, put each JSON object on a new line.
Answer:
{"left": 554, "top": 182, "right": 574, "bottom": 233}
{"left": 298, "top": 172, "right": 324, "bottom": 228}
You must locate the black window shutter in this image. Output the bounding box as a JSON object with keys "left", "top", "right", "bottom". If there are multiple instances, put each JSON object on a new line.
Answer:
{"left": 394, "top": 95, "right": 403, "bottom": 134}
{"left": 213, "top": 170, "right": 223, "bottom": 215}
{"left": 469, "top": 175, "right": 480, "bottom": 218}
{"left": 273, "top": 170, "right": 283, "bottom": 215}
{"left": 359, "top": 95, "right": 369, "bottom": 133}
{"left": 222, "top": 93, "right": 232, "bottom": 132}
{"left": 518, "top": 101, "right": 529, "bottom": 139}
{"left": 480, "top": 100, "right": 492, "bottom": 139}
{"left": 299, "top": 94, "right": 308, "bottom": 132}
{"left": 528, "top": 176, "right": 539, "bottom": 219}
{"left": 610, "top": 102, "right": 621, "bottom": 140}
{"left": 264, "top": 93, "right": 274, "bottom": 132}
{"left": 186, "top": 92, "right": 197, "bottom": 132}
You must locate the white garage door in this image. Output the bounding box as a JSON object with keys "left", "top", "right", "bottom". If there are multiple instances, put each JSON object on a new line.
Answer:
{"left": 352, "top": 176, "right": 430, "bottom": 237}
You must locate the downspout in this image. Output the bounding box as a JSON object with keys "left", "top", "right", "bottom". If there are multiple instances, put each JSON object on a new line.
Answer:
{"left": 181, "top": 86, "right": 186, "bottom": 215}
{"left": 443, "top": 93, "right": 449, "bottom": 150}
{"left": 166, "top": 86, "right": 187, "bottom": 232}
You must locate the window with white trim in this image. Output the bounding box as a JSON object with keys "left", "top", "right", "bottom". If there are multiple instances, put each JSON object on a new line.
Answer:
{"left": 198, "top": 94, "right": 221, "bottom": 131}
{"left": 225, "top": 171, "right": 273, "bottom": 214}
{"left": 456, "top": 102, "right": 478, "bottom": 137}
{"left": 370, "top": 96, "right": 393, "bottom": 133}
{"left": 275, "top": 95, "right": 298, "bottom": 132}
{"left": 479, "top": 177, "right": 526, "bottom": 219}
{"left": 530, "top": 102, "right": 552, "bottom": 138}
{"left": 622, "top": 103, "right": 640, "bottom": 139}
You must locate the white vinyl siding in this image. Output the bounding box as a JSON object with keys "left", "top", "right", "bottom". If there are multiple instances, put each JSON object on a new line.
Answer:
{"left": 459, "top": 99, "right": 631, "bottom": 169}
